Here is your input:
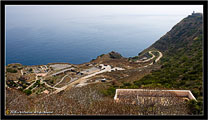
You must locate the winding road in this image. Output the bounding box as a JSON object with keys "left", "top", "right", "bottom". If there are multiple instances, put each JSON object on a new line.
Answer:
{"left": 155, "top": 51, "right": 163, "bottom": 62}
{"left": 37, "top": 51, "right": 163, "bottom": 100}
{"left": 53, "top": 75, "right": 72, "bottom": 87}
{"left": 137, "top": 51, "right": 155, "bottom": 63}
{"left": 139, "top": 51, "right": 163, "bottom": 68}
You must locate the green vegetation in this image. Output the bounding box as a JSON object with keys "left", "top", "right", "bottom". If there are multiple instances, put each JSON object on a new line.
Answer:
{"left": 35, "top": 80, "right": 41, "bottom": 87}
{"left": 112, "top": 14, "right": 203, "bottom": 114}
{"left": 187, "top": 100, "right": 203, "bottom": 114}
{"left": 129, "top": 56, "right": 139, "bottom": 61}
{"left": 99, "top": 54, "right": 105, "bottom": 57}
{"left": 91, "top": 59, "right": 96, "bottom": 62}
{"left": 5, "top": 13, "right": 203, "bottom": 115}
{"left": 152, "top": 14, "right": 202, "bottom": 52}
{"left": 6, "top": 68, "right": 17, "bottom": 73}
{"left": 23, "top": 89, "right": 32, "bottom": 95}
{"left": 28, "top": 80, "right": 41, "bottom": 90}
{"left": 132, "top": 34, "right": 202, "bottom": 95}
{"left": 109, "top": 51, "right": 122, "bottom": 59}
{"left": 6, "top": 80, "right": 18, "bottom": 88}
{"left": 17, "top": 67, "right": 23, "bottom": 70}
{"left": 35, "top": 87, "right": 46, "bottom": 95}
{"left": 29, "top": 68, "right": 33, "bottom": 72}
{"left": 148, "top": 52, "right": 153, "bottom": 57}
{"left": 101, "top": 86, "right": 117, "bottom": 97}
{"left": 19, "top": 76, "right": 27, "bottom": 81}
{"left": 131, "top": 56, "right": 139, "bottom": 60}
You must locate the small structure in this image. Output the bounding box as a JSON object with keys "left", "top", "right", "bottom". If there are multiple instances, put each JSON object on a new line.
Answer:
{"left": 114, "top": 89, "right": 197, "bottom": 101}
{"left": 99, "top": 64, "right": 111, "bottom": 70}
{"left": 191, "top": 11, "right": 202, "bottom": 16}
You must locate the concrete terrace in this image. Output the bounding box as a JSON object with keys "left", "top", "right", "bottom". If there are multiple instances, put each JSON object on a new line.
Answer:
{"left": 51, "top": 68, "right": 75, "bottom": 76}
{"left": 114, "top": 89, "right": 196, "bottom": 101}
{"left": 49, "top": 64, "right": 72, "bottom": 71}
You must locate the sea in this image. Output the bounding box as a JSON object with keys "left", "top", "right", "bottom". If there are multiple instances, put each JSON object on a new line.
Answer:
{"left": 5, "top": 6, "right": 187, "bottom": 65}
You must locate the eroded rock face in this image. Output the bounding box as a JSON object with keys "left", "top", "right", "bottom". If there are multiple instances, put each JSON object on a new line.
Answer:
{"left": 108, "top": 51, "right": 122, "bottom": 59}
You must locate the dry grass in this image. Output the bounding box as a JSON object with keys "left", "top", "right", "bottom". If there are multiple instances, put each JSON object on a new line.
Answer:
{"left": 6, "top": 84, "right": 189, "bottom": 115}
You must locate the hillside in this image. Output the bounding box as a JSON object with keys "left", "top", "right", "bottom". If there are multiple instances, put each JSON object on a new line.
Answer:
{"left": 130, "top": 13, "right": 203, "bottom": 114}
{"left": 5, "top": 13, "right": 203, "bottom": 115}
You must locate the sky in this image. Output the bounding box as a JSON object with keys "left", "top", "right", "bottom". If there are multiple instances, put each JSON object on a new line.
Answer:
{"left": 5, "top": 5, "right": 203, "bottom": 31}
{"left": 6, "top": 5, "right": 203, "bottom": 17}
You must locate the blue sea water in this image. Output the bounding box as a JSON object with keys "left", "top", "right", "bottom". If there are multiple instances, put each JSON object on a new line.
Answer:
{"left": 6, "top": 6, "right": 187, "bottom": 65}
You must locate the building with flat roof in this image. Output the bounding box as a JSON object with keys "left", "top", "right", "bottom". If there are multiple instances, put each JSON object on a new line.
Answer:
{"left": 114, "top": 89, "right": 196, "bottom": 103}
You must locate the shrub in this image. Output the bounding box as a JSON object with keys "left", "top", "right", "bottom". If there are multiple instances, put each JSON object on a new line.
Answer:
{"left": 23, "top": 89, "right": 32, "bottom": 95}
{"left": 109, "top": 51, "right": 122, "bottom": 59}
{"left": 132, "top": 56, "right": 139, "bottom": 60}
{"left": 6, "top": 68, "right": 17, "bottom": 73}
{"left": 99, "top": 54, "right": 105, "bottom": 57}
{"left": 123, "top": 82, "right": 132, "bottom": 87}
{"left": 29, "top": 68, "right": 33, "bottom": 72}
{"left": 187, "top": 100, "right": 203, "bottom": 114}
{"left": 101, "top": 87, "right": 116, "bottom": 97}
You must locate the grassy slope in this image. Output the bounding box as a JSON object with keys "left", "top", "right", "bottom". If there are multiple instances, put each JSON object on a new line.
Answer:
{"left": 128, "top": 14, "right": 203, "bottom": 114}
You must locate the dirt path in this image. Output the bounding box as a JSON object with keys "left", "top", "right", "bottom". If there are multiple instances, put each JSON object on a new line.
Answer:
{"left": 155, "top": 51, "right": 163, "bottom": 62}
{"left": 21, "top": 70, "right": 23, "bottom": 76}
{"left": 139, "top": 50, "right": 163, "bottom": 68}
{"left": 25, "top": 76, "right": 38, "bottom": 90}
{"left": 53, "top": 75, "right": 71, "bottom": 87}
{"left": 137, "top": 51, "right": 155, "bottom": 63}
{"left": 49, "top": 65, "right": 125, "bottom": 94}
{"left": 37, "top": 51, "right": 162, "bottom": 98}
{"left": 41, "top": 80, "right": 61, "bottom": 90}
{"left": 25, "top": 66, "right": 51, "bottom": 90}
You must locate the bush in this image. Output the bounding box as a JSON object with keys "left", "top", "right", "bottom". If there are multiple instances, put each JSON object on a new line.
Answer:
{"left": 132, "top": 56, "right": 138, "bottom": 60}
{"left": 35, "top": 80, "right": 41, "bottom": 87}
{"left": 6, "top": 68, "right": 17, "bottom": 73}
{"left": 123, "top": 82, "right": 132, "bottom": 87}
{"left": 99, "top": 54, "right": 105, "bottom": 57}
{"left": 101, "top": 87, "right": 116, "bottom": 97}
{"left": 91, "top": 59, "right": 96, "bottom": 62}
{"left": 23, "top": 89, "right": 32, "bottom": 95}
{"left": 187, "top": 100, "right": 203, "bottom": 114}
{"left": 109, "top": 51, "right": 122, "bottom": 59}
{"left": 29, "top": 68, "right": 33, "bottom": 72}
